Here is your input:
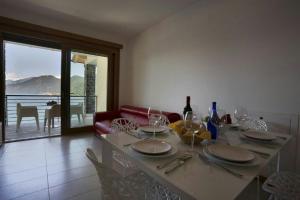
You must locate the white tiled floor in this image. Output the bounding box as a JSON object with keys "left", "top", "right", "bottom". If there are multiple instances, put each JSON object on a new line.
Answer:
{"left": 0, "top": 133, "right": 102, "bottom": 200}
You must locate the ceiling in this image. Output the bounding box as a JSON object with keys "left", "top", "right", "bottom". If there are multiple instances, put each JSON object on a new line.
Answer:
{"left": 0, "top": 0, "right": 198, "bottom": 41}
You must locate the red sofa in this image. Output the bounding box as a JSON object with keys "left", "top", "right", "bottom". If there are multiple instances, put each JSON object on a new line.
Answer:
{"left": 93, "top": 105, "right": 181, "bottom": 136}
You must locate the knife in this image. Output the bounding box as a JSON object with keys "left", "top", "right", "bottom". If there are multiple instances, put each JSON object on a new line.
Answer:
{"left": 164, "top": 155, "right": 192, "bottom": 174}
{"left": 198, "top": 153, "right": 243, "bottom": 178}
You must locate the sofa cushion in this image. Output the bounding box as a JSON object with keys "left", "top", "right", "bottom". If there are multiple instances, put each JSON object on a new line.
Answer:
{"left": 120, "top": 105, "right": 149, "bottom": 117}
{"left": 95, "top": 121, "right": 112, "bottom": 134}
{"left": 93, "top": 105, "right": 181, "bottom": 136}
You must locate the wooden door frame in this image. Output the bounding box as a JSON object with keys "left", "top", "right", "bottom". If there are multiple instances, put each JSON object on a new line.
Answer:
{"left": 0, "top": 34, "right": 5, "bottom": 142}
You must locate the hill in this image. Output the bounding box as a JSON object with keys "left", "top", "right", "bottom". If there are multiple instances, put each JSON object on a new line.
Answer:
{"left": 6, "top": 75, "right": 84, "bottom": 95}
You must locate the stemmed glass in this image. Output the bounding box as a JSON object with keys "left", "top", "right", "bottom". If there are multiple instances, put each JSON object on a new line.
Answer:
{"left": 148, "top": 107, "right": 162, "bottom": 138}
{"left": 184, "top": 111, "right": 198, "bottom": 151}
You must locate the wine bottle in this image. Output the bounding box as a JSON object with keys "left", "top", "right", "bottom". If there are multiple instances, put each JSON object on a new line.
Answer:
{"left": 210, "top": 102, "right": 220, "bottom": 125}
{"left": 208, "top": 102, "right": 220, "bottom": 139}
{"left": 207, "top": 119, "right": 218, "bottom": 140}
{"left": 183, "top": 96, "right": 192, "bottom": 116}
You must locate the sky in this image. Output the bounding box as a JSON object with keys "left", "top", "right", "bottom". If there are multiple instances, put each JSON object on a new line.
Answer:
{"left": 5, "top": 41, "right": 84, "bottom": 80}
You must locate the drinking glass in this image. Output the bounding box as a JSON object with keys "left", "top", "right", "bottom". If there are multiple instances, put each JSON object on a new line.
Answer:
{"left": 184, "top": 111, "right": 198, "bottom": 151}
{"left": 208, "top": 106, "right": 225, "bottom": 119}
{"left": 234, "top": 107, "right": 248, "bottom": 125}
{"left": 148, "top": 107, "right": 162, "bottom": 138}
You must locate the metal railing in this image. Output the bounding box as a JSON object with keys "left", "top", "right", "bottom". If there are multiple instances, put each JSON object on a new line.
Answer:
{"left": 5, "top": 95, "right": 97, "bottom": 125}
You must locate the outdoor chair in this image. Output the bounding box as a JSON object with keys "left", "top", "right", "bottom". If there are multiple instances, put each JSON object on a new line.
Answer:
{"left": 44, "top": 104, "right": 61, "bottom": 134}
{"left": 70, "top": 102, "right": 85, "bottom": 123}
{"left": 16, "top": 103, "right": 40, "bottom": 131}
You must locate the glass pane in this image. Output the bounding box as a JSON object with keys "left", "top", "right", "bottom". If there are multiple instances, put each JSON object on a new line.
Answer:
{"left": 4, "top": 41, "right": 61, "bottom": 141}
{"left": 70, "top": 51, "right": 108, "bottom": 128}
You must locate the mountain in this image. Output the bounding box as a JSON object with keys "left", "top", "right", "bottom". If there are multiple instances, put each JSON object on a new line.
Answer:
{"left": 6, "top": 77, "right": 33, "bottom": 86}
{"left": 6, "top": 75, "right": 84, "bottom": 95}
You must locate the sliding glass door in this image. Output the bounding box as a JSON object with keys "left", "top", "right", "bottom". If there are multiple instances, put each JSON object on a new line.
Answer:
{"left": 0, "top": 41, "right": 113, "bottom": 140}
{"left": 3, "top": 40, "right": 62, "bottom": 141}
{"left": 69, "top": 51, "right": 108, "bottom": 128}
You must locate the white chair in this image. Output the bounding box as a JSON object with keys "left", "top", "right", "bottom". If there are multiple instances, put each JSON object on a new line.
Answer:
{"left": 70, "top": 103, "right": 85, "bottom": 123}
{"left": 86, "top": 148, "right": 145, "bottom": 200}
{"left": 86, "top": 148, "right": 181, "bottom": 200}
{"left": 16, "top": 103, "right": 39, "bottom": 131}
{"left": 244, "top": 118, "right": 268, "bottom": 131}
{"left": 111, "top": 118, "right": 138, "bottom": 133}
{"left": 110, "top": 118, "right": 181, "bottom": 200}
{"left": 44, "top": 104, "right": 61, "bottom": 134}
{"left": 262, "top": 172, "right": 300, "bottom": 200}
{"left": 246, "top": 118, "right": 300, "bottom": 200}
{"left": 111, "top": 118, "right": 139, "bottom": 171}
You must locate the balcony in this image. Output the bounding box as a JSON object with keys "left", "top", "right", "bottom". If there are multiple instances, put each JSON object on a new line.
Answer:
{"left": 4, "top": 95, "right": 96, "bottom": 141}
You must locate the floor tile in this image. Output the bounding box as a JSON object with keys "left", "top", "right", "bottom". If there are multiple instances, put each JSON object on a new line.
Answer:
{"left": 49, "top": 175, "right": 100, "bottom": 200}
{"left": 0, "top": 166, "right": 47, "bottom": 188}
{"left": 0, "top": 176, "right": 48, "bottom": 200}
{"left": 0, "top": 153, "right": 45, "bottom": 167}
{"left": 46, "top": 155, "right": 91, "bottom": 174}
{"left": 12, "top": 189, "right": 49, "bottom": 200}
{"left": 0, "top": 161, "right": 46, "bottom": 176}
{"left": 48, "top": 165, "right": 96, "bottom": 187}
{"left": 45, "top": 151, "right": 86, "bottom": 166}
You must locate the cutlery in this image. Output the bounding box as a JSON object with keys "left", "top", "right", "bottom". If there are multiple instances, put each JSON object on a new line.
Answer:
{"left": 125, "top": 130, "right": 141, "bottom": 139}
{"left": 276, "top": 136, "right": 287, "bottom": 140}
{"left": 164, "top": 155, "right": 192, "bottom": 174}
{"left": 198, "top": 152, "right": 243, "bottom": 178}
{"left": 123, "top": 137, "right": 151, "bottom": 147}
{"left": 240, "top": 137, "right": 278, "bottom": 149}
{"left": 157, "top": 153, "right": 192, "bottom": 169}
{"left": 123, "top": 143, "right": 133, "bottom": 147}
{"left": 245, "top": 149, "right": 270, "bottom": 158}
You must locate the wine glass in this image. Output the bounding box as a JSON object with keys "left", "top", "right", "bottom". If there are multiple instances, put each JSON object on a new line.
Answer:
{"left": 234, "top": 107, "right": 248, "bottom": 125}
{"left": 184, "top": 111, "right": 198, "bottom": 151}
{"left": 148, "top": 107, "right": 162, "bottom": 138}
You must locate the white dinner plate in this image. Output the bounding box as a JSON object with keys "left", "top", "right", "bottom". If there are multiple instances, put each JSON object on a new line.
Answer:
{"left": 130, "top": 146, "right": 178, "bottom": 158}
{"left": 131, "top": 139, "right": 172, "bottom": 155}
{"left": 242, "top": 131, "right": 277, "bottom": 141}
{"left": 139, "top": 126, "right": 168, "bottom": 133}
{"left": 207, "top": 144, "right": 255, "bottom": 163}
{"left": 203, "top": 148, "right": 260, "bottom": 167}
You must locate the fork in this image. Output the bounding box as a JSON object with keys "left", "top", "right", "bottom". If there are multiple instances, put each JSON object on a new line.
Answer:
{"left": 157, "top": 153, "right": 192, "bottom": 169}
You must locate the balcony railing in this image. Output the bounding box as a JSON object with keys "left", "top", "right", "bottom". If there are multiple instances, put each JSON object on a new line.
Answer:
{"left": 5, "top": 95, "right": 97, "bottom": 125}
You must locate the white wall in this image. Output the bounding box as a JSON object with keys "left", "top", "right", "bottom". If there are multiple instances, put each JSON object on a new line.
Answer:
{"left": 121, "top": 0, "right": 300, "bottom": 115}
{"left": 120, "top": 0, "right": 300, "bottom": 171}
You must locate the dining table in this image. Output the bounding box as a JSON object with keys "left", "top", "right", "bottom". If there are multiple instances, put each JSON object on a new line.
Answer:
{"left": 101, "top": 128, "right": 292, "bottom": 200}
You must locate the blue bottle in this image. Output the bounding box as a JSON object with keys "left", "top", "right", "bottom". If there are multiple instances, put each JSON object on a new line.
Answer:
{"left": 207, "top": 102, "right": 220, "bottom": 140}
{"left": 207, "top": 119, "right": 218, "bottom": 140}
